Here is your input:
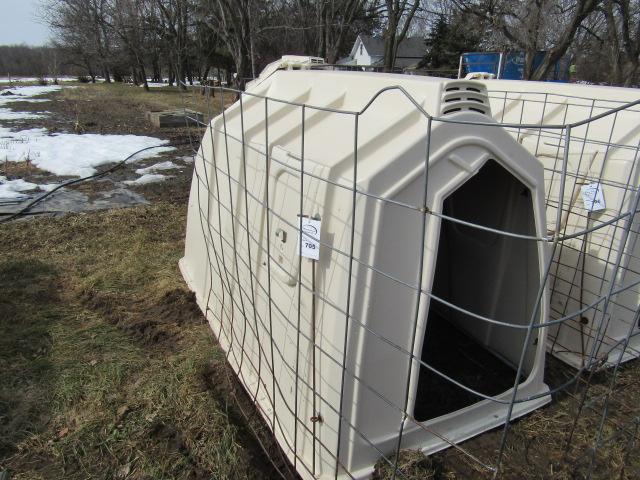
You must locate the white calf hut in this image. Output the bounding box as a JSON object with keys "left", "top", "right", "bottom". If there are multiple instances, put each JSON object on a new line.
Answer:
{"left": 483, "top": 80, "right": 640, "bottom": 369}
{"left": 180, "top": 60, "right": 550, "bottom": 479}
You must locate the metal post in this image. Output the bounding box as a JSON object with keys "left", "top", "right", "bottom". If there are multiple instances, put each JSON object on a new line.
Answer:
{"left": 334, "top": 113, "right": 359, "bottom": 479}
{"left": 391, "top": 117, "right": 433, "bottom": 480}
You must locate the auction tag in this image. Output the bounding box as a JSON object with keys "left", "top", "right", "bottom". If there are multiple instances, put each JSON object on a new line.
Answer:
{"left": 297, "top": 217, "right": 321, "bottom": 260}
{"left": 581, "top": 183, "right": 606, "bottom": 212}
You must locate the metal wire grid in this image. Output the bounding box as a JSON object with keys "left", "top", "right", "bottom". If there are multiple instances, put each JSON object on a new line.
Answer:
{"left": 486, "top": 90, "right": 640, "bottom": 367}
{"left": 179, "top": 81, "right": 640, "bottom": 479}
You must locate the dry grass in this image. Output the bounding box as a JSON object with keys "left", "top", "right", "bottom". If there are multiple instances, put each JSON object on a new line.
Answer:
{"left": 0, "top": 204, "right": 276, "bottom": 479}
{"left": 1, "top": 80, "right": 233, "bottom": 141}
{"left": 0, "top": 82, "right": 267, "bottom": 480}
{"left": 58, "top": 83, "right": 233, "bottom": 133}
{"left": 428, "top": 358, "right": 640, "bottom": 480}
{"left": 371, "top": 361, "right": 639, "bottom": 480}
{"left": 373, "top": 450, "right": 446, "bottom": 480}
{"left": 0, "top": 160, "right": 46, "bottom": 178}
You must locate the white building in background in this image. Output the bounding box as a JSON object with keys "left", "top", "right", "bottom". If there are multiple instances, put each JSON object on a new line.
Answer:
{"left": 338, "top": 34, "right": 425, "bottom": 69}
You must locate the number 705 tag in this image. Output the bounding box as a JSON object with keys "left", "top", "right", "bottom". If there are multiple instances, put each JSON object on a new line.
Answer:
{"left": 297, "top": 217, "right": 321, "bottom": 261}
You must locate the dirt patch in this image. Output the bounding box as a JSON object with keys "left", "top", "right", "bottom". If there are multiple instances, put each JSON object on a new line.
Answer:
{"left": 148, "top": 421, "right": 189, "bottom": 454}
{"left": 124, "top": 162, "right": 194, "bottom": 205}
{"left": 79, "top": 287, "right": 204, "bottom": 347}
{"left": 67, "top": 178, "right": 119, "bottom": 196}
{"left": 48, "top": 83, "right": 227, "bottom": 137}
{"left": 144, "top": 420, "right": 211, "bottom": 480}
{"left": 148, "top": 288, "right": 203, "bottom": 324}
{"left": 373, "top": 450, "right": 455, "bottom": 480}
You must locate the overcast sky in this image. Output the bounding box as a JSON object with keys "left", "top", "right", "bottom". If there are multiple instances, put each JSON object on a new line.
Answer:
{"left": 0, "top": 0, "right": 51, "bottom": 46}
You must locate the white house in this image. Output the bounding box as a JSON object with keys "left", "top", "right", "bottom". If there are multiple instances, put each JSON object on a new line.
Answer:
{"left": 338, "top": 34, "right": 425, "bottom": 69}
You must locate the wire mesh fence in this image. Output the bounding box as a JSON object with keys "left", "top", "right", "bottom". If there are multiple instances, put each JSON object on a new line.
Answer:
{"left": 178, "top": 73, "right": 640, "bottom": 480}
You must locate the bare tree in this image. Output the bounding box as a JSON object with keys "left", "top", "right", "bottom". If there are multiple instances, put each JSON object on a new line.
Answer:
{"left": 380, "top": 0, "right": 421, "bottom": 71}
{"left": 603, "top": 0, "right": 640, "bottom": 85}
{"left": 43, "top": 0, "right": 111, "bottom": 81}
{"left": 41, "top": 0, "right": 630, "bottom": 87}
{"left": 105, "top": 0, "right": 152, "bottom": 89}
{"left": 155, "top": 0, "right": 192, "bottom": 89}
{"left": 452, "top": 0, "right": 600, "bottom": 80}
{"left": 259, "top": 0, "right": 377, "bottom": 64}
{"left": 317, "top": 0, "right": 375, "bottom": 63}
{"left": 0, "top": 45, "right": 68, "bottom": 77}
{"left": 197, "top": 0, "right": 267, "bottom": 89}
{"left": 42, "top": 0, "right": 382, "bottom": 85}
{"left": 533, "top": 0, "right": 600, "bottom": 80}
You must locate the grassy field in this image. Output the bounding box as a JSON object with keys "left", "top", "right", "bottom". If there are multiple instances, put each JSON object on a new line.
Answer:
{"left": 54, "top": 82, "right": 230, "bottom": 134}
{"left": 0, "top": 204, "right": 278, "bottom": 479}
{"left": 0, "top": 82, "right": 277, "bottom": 480}
{"left": 3, "top": 203, "right": 638, "bottom": 480}
{"left": 1, "top": 82, "right": 639, "bottom": 480}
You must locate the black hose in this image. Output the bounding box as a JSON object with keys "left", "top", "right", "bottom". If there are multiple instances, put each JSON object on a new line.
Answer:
{"left": 0, "top": 142, "right": 192, "bottom": 224}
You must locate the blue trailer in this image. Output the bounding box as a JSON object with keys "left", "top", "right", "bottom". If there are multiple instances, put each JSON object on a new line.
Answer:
{"left": 458, "top": 51, "right": 568, "bottom": 81}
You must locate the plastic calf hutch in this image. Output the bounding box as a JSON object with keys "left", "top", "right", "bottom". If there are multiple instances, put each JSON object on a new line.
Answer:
{"left": 180, "top": 64, "right": 550, "bottom": 479}
{"left": 482, "top": 80, "right": 640, "bottom": 370}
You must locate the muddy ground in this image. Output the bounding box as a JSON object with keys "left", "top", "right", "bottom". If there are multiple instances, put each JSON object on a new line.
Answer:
{"left": 0, "top": 82, "right": 638, "bottom": 480}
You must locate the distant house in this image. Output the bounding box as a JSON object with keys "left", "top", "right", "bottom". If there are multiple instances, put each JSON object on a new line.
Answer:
{"left": 338, "top": 34, "right": 425, "bottom": 69}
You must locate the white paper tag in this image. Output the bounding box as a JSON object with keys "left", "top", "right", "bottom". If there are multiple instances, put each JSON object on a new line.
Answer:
{"left": 297, "top": 217, "right": 321, "bottom": 260}
{"left": 581, "top": 183, "right": 606, "bottom": 212}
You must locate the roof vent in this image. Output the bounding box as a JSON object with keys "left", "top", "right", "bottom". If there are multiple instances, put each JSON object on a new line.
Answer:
{"left": 440, "top": 80, "right": 491, "bottom": 117}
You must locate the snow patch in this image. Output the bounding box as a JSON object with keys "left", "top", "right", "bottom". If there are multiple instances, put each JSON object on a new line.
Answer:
{"left": 0, "top": 108, "right": 48, "bottom": 120}
{"left": 0, "top": 126, "right": 174, "bottom": 177}
{"left": 0, "top": 176, "right": 41, "bottom": 199}
{"left": 0, "top": 85, "right": 63, "bottom": 118}
{"left": 39, "top": 183, "right": 61, "bottom": 192}
{"left": 135, "top": 161, "right": 179, "bottom": 175}
{"left": 0, "top": 78, "right": 40, "bottom": 84}
{"left": 0, "top": 77, "right": 79, "bottom": 84}
{"left": 124, "top": 173, "right": 170, "bottom": 185}
{"left": 0, "top": 86, "right": 63, "bottom": 106}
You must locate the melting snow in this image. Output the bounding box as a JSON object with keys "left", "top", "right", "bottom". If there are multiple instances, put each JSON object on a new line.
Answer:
{"left": 0, "top": 126, "right": 175, "bottom": 177}
{"left": 124, "top": 173, "right": 170, "bottom": 185}
{"left": 0, "top": 77, "right": 79, "bottom": 84}
{"left": 0, "top": 108, "right": 48, "bottom": 120}
{"left": 135, "top": 161, "right": 179, "bottom": 174}
{"left": 0, "top": 83, "right": 175, "bottom": 209}
{"left": 0, "top": 86, "right": 63, "bottom": 106}
{"left": 0, "top": 176, "right": 50, "bottom": 199}
{"left": 0, "top": 86, "right": 61, "bottom": 120}
{"left": 0, "top": 86, "right": 173, "bottom": 177}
